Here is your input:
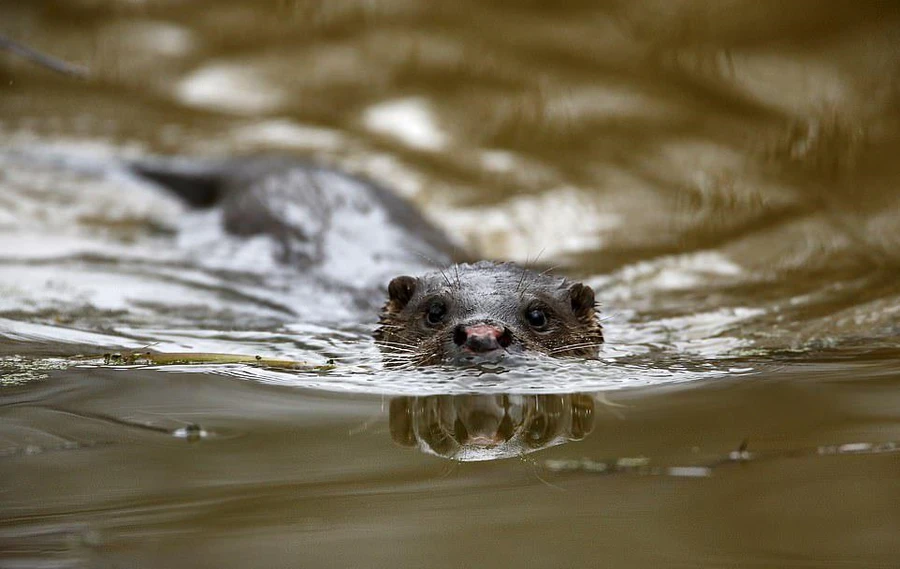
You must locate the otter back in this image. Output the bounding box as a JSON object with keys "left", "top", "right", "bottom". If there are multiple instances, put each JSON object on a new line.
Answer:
{"left": 131, "top": 156, "right": 464, "bottom": 280}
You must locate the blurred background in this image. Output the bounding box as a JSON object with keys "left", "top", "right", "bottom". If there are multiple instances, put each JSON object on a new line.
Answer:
{"left": 4, "top": 0, "right": 900, "bottom": 343}
{"left": 1, "top": 1, "right": 900, "bottom": 568}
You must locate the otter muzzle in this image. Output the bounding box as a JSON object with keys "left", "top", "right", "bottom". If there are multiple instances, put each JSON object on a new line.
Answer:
{"left": 454, "top": 323, "right": 512, "bottom": 353}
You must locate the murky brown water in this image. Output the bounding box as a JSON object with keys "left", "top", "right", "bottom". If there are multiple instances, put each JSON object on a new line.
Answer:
{"left": 2, "top": 1, "right": 900, "bottom": 567}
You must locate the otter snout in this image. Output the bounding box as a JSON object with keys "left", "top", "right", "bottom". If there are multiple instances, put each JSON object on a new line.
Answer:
{"left": 453, "top": 322, "right": 513, "bottom": 353}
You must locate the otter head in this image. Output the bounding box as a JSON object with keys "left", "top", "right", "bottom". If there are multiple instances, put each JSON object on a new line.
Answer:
{"left": 373, "top": 261, "right": 603, "bottom": 366}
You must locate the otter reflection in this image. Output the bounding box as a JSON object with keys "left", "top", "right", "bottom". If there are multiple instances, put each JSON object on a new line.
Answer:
{"left": 389, "top": 393, "right": 594, "bottom": 462}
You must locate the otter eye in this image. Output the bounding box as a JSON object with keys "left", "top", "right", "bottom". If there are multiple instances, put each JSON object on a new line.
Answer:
{"left": 425, "top": 301, "right": 447, "bottom": 325}
{"left": 525, "top": 307, "right": 548, "bottom": 329}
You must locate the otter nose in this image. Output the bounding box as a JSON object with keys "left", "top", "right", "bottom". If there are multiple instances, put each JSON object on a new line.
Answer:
{"left": 453, "top": 323, "right": 513, "bottom": 353}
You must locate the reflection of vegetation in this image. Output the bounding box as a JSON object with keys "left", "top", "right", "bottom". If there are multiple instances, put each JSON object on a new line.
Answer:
{"left": 389, "top": 393, "right": 594, "bottom": 462}
{"left": 86, "top": 351, "right": 333, "bottom": 371}
{"left": 543, "top": 440, "right": 900, "bottom": 479}
{"left": 0, "top": 355, "right": 67, "bottom": 385}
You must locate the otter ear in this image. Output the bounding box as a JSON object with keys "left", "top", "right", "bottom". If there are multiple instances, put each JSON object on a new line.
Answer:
{"left": 568, "top": 282, "right": 596, "bottom": 319}
{"left": 387, "top": 275, "right": 417, "bottom": 308}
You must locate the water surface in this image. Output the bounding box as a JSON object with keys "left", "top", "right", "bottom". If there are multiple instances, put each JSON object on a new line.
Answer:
{"left": 1, "top": 1, "right": 899, "bottom": 567}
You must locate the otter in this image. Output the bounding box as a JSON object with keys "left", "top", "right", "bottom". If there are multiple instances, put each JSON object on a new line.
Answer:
{"left": 4, "top": 36, "right": 605, "bottom": 365}
{"left": 122, "top": 157, "right": 603, "bottom": 365}
{"left": 374, "top": 261, "right": 603, "bottom": 366}
{"left": 129, "top": 155, "right": 461, "bottom": 273}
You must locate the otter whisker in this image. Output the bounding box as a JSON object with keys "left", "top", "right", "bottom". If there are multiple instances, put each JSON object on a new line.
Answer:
{"left": 380, "top": 355, "right": 418, "bottom": 364}
{"left": 520, "top": 453, "right": 565, "bottom": 491}
{"left": 379, "top": 352, "right": 415, "bottom": 361}
{"left": 517, "top": 268, "right": 537, "bottom": 300}
{"left": 378, "top": 349, "right": 414, "bottom": 356}
{"left": 526, "top": 248, "right": 547, "bottom": 271}
{"left": 437, "top": 459, "right": 461, "bottom": 479}
{"left": 381, "top": 358, "right": 416, "bottom": 367}
{"left": 378, "top": 340, "right": 418, "bottom": 348}
{"left": 376, "top": 339, "right": 421, "bottom": 349}
{"left": 437, "top": 266, "right": 453, "bottom": 288}
{"left": 515, "top": 249, "right": 546, "bottom": 296}
{"left": 514, "top": 264, "right": 529, "bottom": 293}
{"left": 547, "top": 342, "right": 604, "bottom": 354}
{"left": 378, "top": 353, "right": 419, "bottom": 362}
{"left": 391, "top": 357, "right": 428, "bottom": 371}
{"left": 378, "top": 346, "right": 420, "bottom": 355}
{"left": 376, "top": 324, "right": 414, "bottom": 331}
{"left": 380, "top": 354, "right": 419, "bottom": 362}
{"left": 411, "top": 251, "right": 440, "bottom": 266}
{"left": 376, "top": 338, "right": 419, "bottom": 346}
{"left": 547, "top": 342, "right": 599, "bottom": 353}
{"left": 379, "top": 359, "right": 415, "bottom": 367}
{"left": 377, "top": 327, "right": 412, "bottom": 333}
{"left": 380, "top": 353, "right": 414, "bottom": 360}
{"left": 548, "top": 340, "right": 604, "bottom": 352}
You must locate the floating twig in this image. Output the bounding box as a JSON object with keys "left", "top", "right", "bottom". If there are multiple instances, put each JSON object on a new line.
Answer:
{"left": 74, "top": 351, "right": 334, "bottom": 371}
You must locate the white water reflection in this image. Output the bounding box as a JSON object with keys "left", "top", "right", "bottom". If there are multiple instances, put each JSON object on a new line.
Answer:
{"left": 0, "top": 140, "right": 766, "bottom": 395}
{"left": 363, "top": 97, "right": 449, "bottom": 151}
{"left": 0, "top": 312, "right": 747, "bottom": 396}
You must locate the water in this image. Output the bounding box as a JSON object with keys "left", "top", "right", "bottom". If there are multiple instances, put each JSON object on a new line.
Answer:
{"left": 1, "top": 2, "right": 899, "bottom": 567}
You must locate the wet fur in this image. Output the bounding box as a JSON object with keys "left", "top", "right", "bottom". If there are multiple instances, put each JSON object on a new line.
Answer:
{"left": 374, "top": 261, "right": 604, "bottom": 366}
